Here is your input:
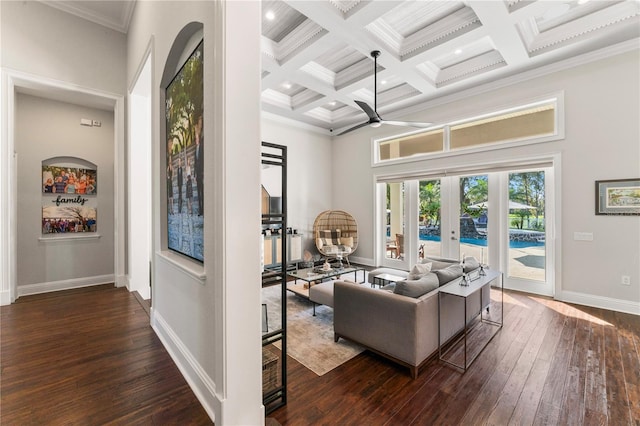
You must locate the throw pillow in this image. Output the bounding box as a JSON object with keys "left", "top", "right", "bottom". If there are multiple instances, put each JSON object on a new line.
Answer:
{"left": 407, "top": 262, "right": 432, "bottom": 280}
{"left": 320, "top": 229, "right": 341, "bottom": 246}
{"left": 393, "top": 273, "right": 439, "bottom": 298}
{"left": 339, "top": 236, "right": 354, "bottom": 247}
{"left": 433, "top": 264, "right": 464, "bottom": 286}
{"left": 462, "top": 256, "right": 479, "bottom": 273}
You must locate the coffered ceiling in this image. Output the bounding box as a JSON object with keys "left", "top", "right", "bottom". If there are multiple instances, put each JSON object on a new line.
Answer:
{"left": 36, "top": 0, "right": 639, "bottom": 135}
{"left": 261, "top": 0, "right": 640, "bottom": 134}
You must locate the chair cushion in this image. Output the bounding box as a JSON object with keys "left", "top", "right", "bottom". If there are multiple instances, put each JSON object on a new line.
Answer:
{"left": 320, "top": 229, "right": 341, "bottom": 246}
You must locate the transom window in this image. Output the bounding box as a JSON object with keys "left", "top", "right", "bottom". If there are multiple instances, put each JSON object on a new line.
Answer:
{"left": 375, "top": 97, "right": 561, "bottom": 165}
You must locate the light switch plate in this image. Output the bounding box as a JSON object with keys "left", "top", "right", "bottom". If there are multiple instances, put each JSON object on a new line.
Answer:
{"left": 574, "top": 232, "right": 593, "bottom": 241}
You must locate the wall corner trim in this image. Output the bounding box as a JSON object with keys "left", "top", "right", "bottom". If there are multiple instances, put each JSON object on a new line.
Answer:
{"left": 152, "top": 311, "right": 218, "bottom": 422}
{"left": 557, "top": 290, "right": 640, "bottom": 316}
{"left": 0, "top": 290, "right": 12, "bottom": 306}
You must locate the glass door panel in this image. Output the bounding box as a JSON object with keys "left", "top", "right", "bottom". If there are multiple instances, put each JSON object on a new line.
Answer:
{"left": 459, "top": 175, "right": 489, "bottom": 264}
{"left": 418, "top": 179, "right": 442, "bottom": 258}
{"left": 507, "top": 171, "right": 546, "bottom": 282}
{"left": 385, "top": 182, "right": 405, "bottom": 260}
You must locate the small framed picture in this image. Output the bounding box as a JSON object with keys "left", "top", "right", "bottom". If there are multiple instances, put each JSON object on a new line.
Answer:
{"left": 467, "top": 269, "right": 481, "bottom": 281}
{"left": 595, "top": 179, "right": 640, "bottom": 216}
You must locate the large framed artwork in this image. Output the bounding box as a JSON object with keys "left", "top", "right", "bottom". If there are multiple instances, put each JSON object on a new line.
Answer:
{"left": 165, "top": 40, "right": 204, "bottom": 262}
{"left": 595, "top": 178, "right": 640, "bottom": 215}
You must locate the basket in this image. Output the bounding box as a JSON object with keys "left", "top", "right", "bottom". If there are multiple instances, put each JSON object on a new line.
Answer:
{"left": 262, "top": 346, "right": 279, "bottom": 394}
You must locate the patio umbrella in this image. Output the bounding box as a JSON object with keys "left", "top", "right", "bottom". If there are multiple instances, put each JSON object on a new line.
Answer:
{"left": 468, "top": 201, "right": 537, "bottom": 210}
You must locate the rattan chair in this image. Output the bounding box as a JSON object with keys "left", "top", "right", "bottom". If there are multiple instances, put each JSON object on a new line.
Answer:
{"left": 313, "top": 210, "right": 358, "bottom": 266}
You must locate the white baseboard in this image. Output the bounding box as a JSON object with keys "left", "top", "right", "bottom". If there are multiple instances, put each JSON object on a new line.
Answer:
{"left": 557, "top": 290, "right": 640, "bottom": 316}
{"left": 17, "top": 274, "right": 115, "bottom": 298}
{"left": 348, "top": 255, "right": 375, "bottom": 267}
{"left": 116, "top": 274, "right": 129, "bottom": 288}
{"left": 152, "top": 311, "right": 218, "bottom": 423}
{"left": 0, "top": 289, "right": 12, "bottom": 306}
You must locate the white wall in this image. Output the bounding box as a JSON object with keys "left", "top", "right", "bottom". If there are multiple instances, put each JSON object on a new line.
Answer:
{"left": 262, "top": 117, "right": 333, "bottom": 254}
{"left": 332, "top": 48, "right": 640, "bottom": 314}
{"left": 0, "top": 1, "right": 126, "bottom": 95}
{"left": 15, "top": 93, "right": 115, "bottom": 292}
{"left": 127, "top": 2, "right": 263, "bottom": 424}
{"left": 1, "top": 0, "right": 127, "bottom": 302}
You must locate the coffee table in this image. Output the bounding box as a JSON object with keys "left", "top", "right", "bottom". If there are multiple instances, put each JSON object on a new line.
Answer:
{"left": 371, "top": 272, "right": 405, "bottom": 288}
{"left": 287, "top": 266, "right": 365, "bottom": 299}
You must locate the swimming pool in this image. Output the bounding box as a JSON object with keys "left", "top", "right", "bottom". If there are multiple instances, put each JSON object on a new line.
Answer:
{"left": 419, "top": 235, "right": 545, "bottom": 248}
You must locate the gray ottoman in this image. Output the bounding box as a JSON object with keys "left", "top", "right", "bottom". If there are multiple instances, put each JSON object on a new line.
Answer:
{"left": 309, "top": 281, "right": 335, "bottom": 315}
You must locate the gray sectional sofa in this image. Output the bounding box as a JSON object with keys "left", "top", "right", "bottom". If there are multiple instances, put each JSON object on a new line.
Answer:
{"left": 332, "top": 257, "right": 489, "bottom": 378}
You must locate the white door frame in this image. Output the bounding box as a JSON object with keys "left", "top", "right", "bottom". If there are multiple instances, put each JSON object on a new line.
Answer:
{"left": 0, "top": 69, "right": 125, "bottom": 305}
{"left": 374, "top": 155, "right": 560, "bottom": 298}
{"left": 128, "top": 49, "right": 153, "bottom": 301}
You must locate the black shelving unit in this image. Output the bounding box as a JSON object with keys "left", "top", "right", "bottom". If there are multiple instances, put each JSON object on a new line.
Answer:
{"left": 261, "top": 142, "right": 287, "bottom": 413}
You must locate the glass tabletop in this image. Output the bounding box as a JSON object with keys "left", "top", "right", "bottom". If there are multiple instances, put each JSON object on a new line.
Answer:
{"left": 289, "top": 266, "right": 361, "bottom": 282}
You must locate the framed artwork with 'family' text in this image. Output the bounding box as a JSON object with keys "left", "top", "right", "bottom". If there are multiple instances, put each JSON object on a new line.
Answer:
{"left": 595, "top": 178, "right": 640, "bottom": 215}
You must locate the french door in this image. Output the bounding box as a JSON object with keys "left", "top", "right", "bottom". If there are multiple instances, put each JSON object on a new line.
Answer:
{"left": 379, "top": 167, "right": 554, "bottom": 297}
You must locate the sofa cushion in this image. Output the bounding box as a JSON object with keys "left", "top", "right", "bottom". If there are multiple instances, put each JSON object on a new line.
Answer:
{"left": 434, "top": 264, "right": 464, "bottom": 285}
{"left": 408, "top": 262, "right": 432, "bottom": 280}
{"left": 420, "top": 256, "right": 458, "bottom": 271}
{"left": 393, "top": 273, "right": 439, "bottom": 298}
{"left": 462, "top": 256, "right": 479, "bottom": 273}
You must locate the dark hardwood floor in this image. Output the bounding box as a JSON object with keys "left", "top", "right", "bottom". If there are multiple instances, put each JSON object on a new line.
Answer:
{"left": 270, "top": 290, "right": 640, "bottom": 426}
{"left": 0, "top": 285, "right": 212, "bottom": 425}
{"left": 2, "top": 284, "right": 638, "bottom": 425}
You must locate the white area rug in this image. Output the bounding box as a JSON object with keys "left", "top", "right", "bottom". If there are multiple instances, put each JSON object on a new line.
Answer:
{"left": 261, "top": 283, "right": 364, "bottom": 376}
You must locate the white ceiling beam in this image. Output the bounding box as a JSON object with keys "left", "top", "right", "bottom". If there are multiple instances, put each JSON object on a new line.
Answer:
{"left": 468, "top": 2, "right": 530, "bottom": 65}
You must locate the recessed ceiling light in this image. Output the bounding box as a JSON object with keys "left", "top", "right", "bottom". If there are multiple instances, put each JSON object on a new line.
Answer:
{"left": 454, "top": 49, "right": 463, "bottom": 55}
{"left": 380, "top": 80, "right": 387, "bottom": 85}
{"left": 282, "top": 82, "right": 291, "bottom": 89}
{"left": 329, "top": 101, "right": 336, "bottom": 106}
{"left": 265, "top": 10, "right": 275, "bottom": 20}
{"left": 577, "top": 0, "right": 589, "bottom": 4}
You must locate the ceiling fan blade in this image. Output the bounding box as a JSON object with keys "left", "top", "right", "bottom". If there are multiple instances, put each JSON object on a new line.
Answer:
{"left": 336, "top": 121, "right": 370, "bottom": 136}
{"left": 382, "top": 120, "right": 433, "bottom": 128}
{"left": 354, "top": 100, "right": 379, "bottom": 121}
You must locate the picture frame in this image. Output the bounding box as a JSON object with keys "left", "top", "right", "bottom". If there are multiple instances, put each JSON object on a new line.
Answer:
{"left": 467, "top": 269, "right": 481, "bottom": 282}
{"left": 165, "top": 40, "right": 204, "bottom": 262}
{"left": 595, "top": 178, "right": 640, "bottom": 216}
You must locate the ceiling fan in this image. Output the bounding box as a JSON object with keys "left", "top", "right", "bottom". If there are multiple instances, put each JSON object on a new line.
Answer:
{"left": 337, "top": 50, "right": 433, "bottom": 136}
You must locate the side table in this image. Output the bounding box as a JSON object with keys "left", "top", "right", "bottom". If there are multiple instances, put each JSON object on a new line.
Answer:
{"left": 438, "top": 269, "right": 503, "bottom": 372}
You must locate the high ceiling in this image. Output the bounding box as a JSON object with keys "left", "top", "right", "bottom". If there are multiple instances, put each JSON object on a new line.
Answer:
{"left": 261, "top": 0, "right": 640, "bottom": 134}
{"left": 37, "top": 1, "right": 640, "bottom": 134}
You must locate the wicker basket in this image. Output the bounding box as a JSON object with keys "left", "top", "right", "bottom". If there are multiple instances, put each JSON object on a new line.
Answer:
{"left": 262, "top": 346, "right": 279, "bottom": 394}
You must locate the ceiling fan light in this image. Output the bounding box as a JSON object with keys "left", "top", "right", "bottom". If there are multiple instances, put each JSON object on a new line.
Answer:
{"left": 370, "top": 121, "right": 382, "bottom": 128}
